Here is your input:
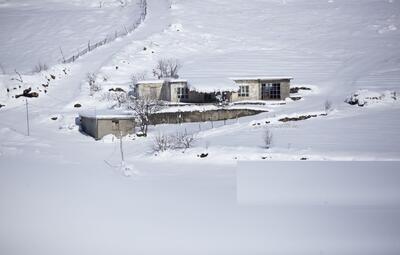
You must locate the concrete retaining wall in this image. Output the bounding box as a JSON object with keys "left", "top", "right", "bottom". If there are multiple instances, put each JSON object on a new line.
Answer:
{"left": 150, "top": 108, "right": 265, "bottom": 124}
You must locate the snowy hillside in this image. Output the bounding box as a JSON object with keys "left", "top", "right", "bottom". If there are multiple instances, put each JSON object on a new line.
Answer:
{"left": 97, "top": 0, "right": 400, "bottom": 94}
{"left": 0, "top": 0, "right": 142, "bottom": 73}
{"left": 1, "top": 0, "right": 400, "bottom": 254}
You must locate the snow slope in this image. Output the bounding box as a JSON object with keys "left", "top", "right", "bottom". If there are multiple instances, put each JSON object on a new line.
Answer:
{"left": 95, "top": 0, "right": 400, "bottom": 95}
{"left": 0, "top": 0, "right": 143, "bottom": 73}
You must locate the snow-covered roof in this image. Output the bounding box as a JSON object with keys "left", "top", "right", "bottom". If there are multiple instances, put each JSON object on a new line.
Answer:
{"left": 79, "top": 110, "right": 134, "bottom": 120}
{"left": 136, "top": 79, "right": 188, "bottom": 85}
{"left": 135, "top": 80, "right": 165, "bottom": 84}
{"left": 230, "top": 76, "right": 293, "bottom": 81}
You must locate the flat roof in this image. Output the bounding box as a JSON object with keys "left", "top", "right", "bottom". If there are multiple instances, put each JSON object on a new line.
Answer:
{"left": 231, "top": 76, "right": 293, "bottom": 81}
{"left": 79, "top": 111, "right": 135, "bottom": 120}
{"left": 136, "top": 79, "right": 188, "bottom": 84}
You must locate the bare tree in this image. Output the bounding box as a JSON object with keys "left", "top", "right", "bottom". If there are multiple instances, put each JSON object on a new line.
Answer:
{"left": 324, "top": 100, "right": 333, "bottom": 114}
{"left": 152, "top": 59, "right": 181, "bottom": 79}
{"left": 102, "top": 91, "right": 128, "bottom": 108}
{"left": 128, "top": 96, "right": 163, "bottom": 136}
{"left": 87, "top": 73, "right": 101, "bottom": 95}
{"left": 11, "top": 69, "right": 23, "bottom": 83}
{"left": 263, "top": 128, "right": 273, "bottom": 149}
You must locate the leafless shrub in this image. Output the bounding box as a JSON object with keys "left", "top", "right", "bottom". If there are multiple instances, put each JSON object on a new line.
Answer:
{"left": 128, "top": 96, "right": 163, "bottom": 136}
{"left": 131, "top": 71, "right": 148, "bottom": 85}
{"left": 102, "top": 91, "right": 128, "bottom": 108}
{"left": 174, "top": 131, "right": 196, "bottom": 149}
{"left": 263, "top": 128, "right": 273, "bottom": 149}
{"left": 11, "top": 69, "right": 23, "bottom": 83}
{"left": 102, "top": 74, "right": 110, "bottom": 82}
{"left": 87, "top": 73, "right": 101, "bottom": 95}
{"left": 324, "top": 100, "right": 333, "bottom": 114}
{"left": 0, "top": 63, "right": 6, "bottom": 74}
{"left": 32, "top": 62, "right": 48, "bottom": 73}
{"left": 392, "top": 91, "right": 397, "bottom": 100}
{"left": 152, "top": 58, "right": 181, "bottom": 79}
{"left": 153, "top": 133, "right": 173, "bottom": 152}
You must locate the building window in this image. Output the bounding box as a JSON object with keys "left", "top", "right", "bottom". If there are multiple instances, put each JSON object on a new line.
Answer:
{"left": 261, "top": 83, "right": 281, "bottom": 99}
{"left": 270, "top": 83, "right": 281, "bottom": 99}
{"left": 177, "top": 87, "right": 189, "bottom": 99}
{"left": 238, "top": 85, "right": 249, "bottom": 97}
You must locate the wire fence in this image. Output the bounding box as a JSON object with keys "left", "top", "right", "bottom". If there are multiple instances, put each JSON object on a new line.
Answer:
{"left": 61, "top": 0, "right": 147, "bottom": 64}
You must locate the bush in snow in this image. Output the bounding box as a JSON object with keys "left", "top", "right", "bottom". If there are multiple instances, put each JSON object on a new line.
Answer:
{"left": 152, "top": 58, "right": 181, "bottom": 79}
{"left": 101, "top": 91, "right": 128, "bottom": 108}
{"left": 127, "top": 96, "right": 163, "bottom": 136}
{"left": 152, "top": 132, "right": 196, "bottom": 153}
{"left": 345, "top": 90, "right": 397, "bottom": 107}
{"left": 87, "top": 73, "right": 101, "bottom": 95}
{"left": 324, "top": 100, "right": 333, "bottom": 114}
{"left": 174, "top": 131, "right": 196, "bottom": 150}
{"left": 32, "top": 62, "right": 48, "bottom": 73}
{"left": 263, "top": 128, "right": 273, "bottom": 149}
{"left": 153, "top": 133, "right": 173, "bottom": 152}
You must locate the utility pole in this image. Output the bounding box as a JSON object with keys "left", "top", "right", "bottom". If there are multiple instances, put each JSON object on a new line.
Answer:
{"left": 119, "top": 130, "right": 124, "bottom": 162}
{"left": 25, "top": 98, "right": 30, "bottom": 136}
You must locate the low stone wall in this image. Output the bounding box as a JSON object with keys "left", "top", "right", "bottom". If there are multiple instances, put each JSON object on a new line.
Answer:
{"left": 150, "top": 108, "right": 265, "bottom": 124}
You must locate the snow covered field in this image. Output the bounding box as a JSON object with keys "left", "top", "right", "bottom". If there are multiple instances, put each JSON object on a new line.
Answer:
{"left": 0, "top": 0, "right": 143, "bottom": 73}
{"left": 1, "top": 0, "right": 400, "bottom": 254}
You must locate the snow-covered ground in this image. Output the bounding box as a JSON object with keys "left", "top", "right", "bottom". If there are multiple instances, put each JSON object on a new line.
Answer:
{"left": 1, "top": 0, "right": 400, "bottom": 254}
{"left": 0, "top": 0, "right": 143, "bottom": 73}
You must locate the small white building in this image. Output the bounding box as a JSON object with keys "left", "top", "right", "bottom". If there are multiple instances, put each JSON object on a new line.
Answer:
{"left": 230, "top": 76, "right": 292, "bottom": 102}
{"left": 79, "top": 111, "right": 135, "bottom": 140}
{"left": 134, "top": 79, "right": 189, "bottom": 103}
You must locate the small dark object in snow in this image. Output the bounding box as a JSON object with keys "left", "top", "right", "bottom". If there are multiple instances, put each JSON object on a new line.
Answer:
{"left": 0, "top": 104, "right": 5, "bottom": 109}
{"left": 44, "top": 90, "right": 47, "bottom": 93}
{"left": 74, "top": 103, "right": 82, "bottom": 108}
{"left": 279, "top": 115, "right": 317, "bottom": 122}
{"left": 300, "top": 157, "right": 308, "bottom": 160}
{"left": 143, "top": 47, "right": 147, "bottom": 51}
{"left": 6, "top": 88, "right": 10, "bottom": 93}
{"left": 108, "top": 87, "right": 125, "bottom": 92}
{"left": 152, "top": 51, "right": 155, "bottom": 53}
{"left": 63, "top": 69, "right": 67, "bottom": 75}
{"left": 42, "top": 83, "right": 49, "bottom": 88}
{"left": 265, "top": 121, "right": 270, "bottom": 124}
{"left": 15, "top": 88, "right": 39, "bottom": 98}
{"left": 50, "top": 74, "right": 56, "bottom": 80}
{"left": 25, "top": 92, "right": 39, "bottom": 98}
{"left": 115, "top": 66, "right": 119, "bottom": 70}
{"left": 136, "top": 132, "right": 147, "bottom": 137}
{"left": 290, "top": 87, "right": 312, "bottom": 94}
{"left": 51, "top": 117, "right": 58, "bottom": 121}
{"left": 198, "top": 153, "right": 208, "bottom": 158}
{"left": 320, "top": 113, "right": 328, "bottom": 116}
{"left": 290, "top": 96, "right": 302, "bottom": 101}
